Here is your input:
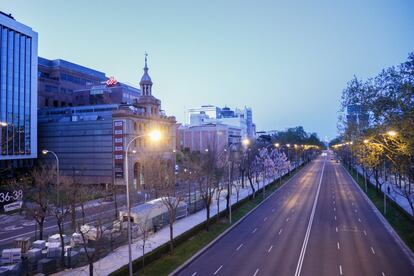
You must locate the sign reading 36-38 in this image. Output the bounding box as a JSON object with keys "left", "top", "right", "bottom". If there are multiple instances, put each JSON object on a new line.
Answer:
{"left": 0, "top": 189, "right": 23, "bottom": 212}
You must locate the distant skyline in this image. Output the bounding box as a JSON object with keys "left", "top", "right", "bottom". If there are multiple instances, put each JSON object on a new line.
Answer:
{"left": 1, "top": 0, "right": 413, "bottom": 139}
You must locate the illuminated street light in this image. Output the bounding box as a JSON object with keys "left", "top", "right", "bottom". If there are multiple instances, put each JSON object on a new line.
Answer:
{"left": 363, "top": 139, "right": 369, "bottom": 144}
{"left": 242, "top": 138, "right": 250, "bottom": 147}
{"left": 124, "top": 129, "right": 163, "bottom": 276}
{"left": 0, "top": 122, "right": 7, "bottom": 127}
{"left": 274, "top": 143, "right": 280, "bottom": 148}
{"left": 387, "top": 130, "right": 397, "bottom": 137}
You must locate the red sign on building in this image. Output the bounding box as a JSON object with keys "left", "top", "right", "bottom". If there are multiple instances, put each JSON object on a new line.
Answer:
{"left": 113, "top": 120, "right": 124, "bottom": 178}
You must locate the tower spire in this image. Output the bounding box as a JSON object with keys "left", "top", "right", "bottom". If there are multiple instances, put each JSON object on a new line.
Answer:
{"left": 140, "top": 52, "right": 153, "bottom": 96}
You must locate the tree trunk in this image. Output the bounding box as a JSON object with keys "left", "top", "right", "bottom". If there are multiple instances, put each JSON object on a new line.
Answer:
{"left": 81, "top": 203, "right": 85, "bottom": 225}
{"left": 248, "top": 175, "right": 255, "bottom": 198}
{"left": 39, "top": 217, "right": 45, "bottom": 240}
{"left": 169, "top": 221, "right": 174, "bottom": 254}
{"left": 71, "top": 202, "right": 76, "bottom": 231}
{"left": 89, "top": 262, "right": 93, "bottom": 276}
{"left": 241, "top": 170, "right": 245, "bottom": 188}
{"left": 57, "top": 221, "right": 65, "bottom": 268}
{"left": 206, "top": 202, "right": 211, "bottom": 232}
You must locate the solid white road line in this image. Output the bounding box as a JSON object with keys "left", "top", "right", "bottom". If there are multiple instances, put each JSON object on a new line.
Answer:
{"left": 214, "top": 265, "right": 223, "bottom": 275}
{"left": 252, "top": 228, "right": 258, "bottom": 234}
{"left": 268, "top": 245, "right": 273, "bottom": 253}
{"left": 253, "top": 268, "right": 259, "bottom": 276}
{"left": 339, "top": 265, "right": 343, "bottom": 275}
{"left": 337, "top": 242, "right": 340, "bottom": 250}
{"left": 191, "top": 272, "right": 197, "bottom": 276}
{"left": 294, "top": 159, "right": 326, "bottom": 276}
{"left": 371, "top": 246, "right": 376, "bottom": 255}
{"left": 236, "top": 243, "right": 243, "bottom": 251}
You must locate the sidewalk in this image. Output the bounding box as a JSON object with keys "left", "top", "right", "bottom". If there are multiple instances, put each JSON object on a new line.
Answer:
{"left": 56, "top": 169, "right": 295, "bottom": 276}
{"left": 354, "top": 165, "right": 413, "bottom": 216}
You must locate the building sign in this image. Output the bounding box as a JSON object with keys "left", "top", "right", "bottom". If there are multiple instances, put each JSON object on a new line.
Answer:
{"left": 0, "top": 189, "right": 23, "bottom": 212}
{"left": 113, "top": 120, "right": 125, "bottom": 178}
{"left": 106, "top": 76, "right": 119, "bottom": 87}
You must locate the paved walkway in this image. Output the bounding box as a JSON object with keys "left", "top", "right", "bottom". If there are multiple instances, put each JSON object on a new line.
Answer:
{"left": 354, "top": 165, "right": 413, "bottom": 216}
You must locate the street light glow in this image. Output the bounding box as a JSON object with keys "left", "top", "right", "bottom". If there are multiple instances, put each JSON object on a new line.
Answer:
{"left": 363, "top": 139, "right": 369, "bottom": 144}
{"left": 387, "top": 130, "right": 397, "bottom": 137}
{"left": 242, "top": 138, "right": 250, "bottom": 146}
{"left": 41, "top": 149, "right": 49, "bottom": 155}
{"left": 274, "top": 143, "right": 280, "bottom": 148}
{"left": 0, "top": 122, "right": 7, "bottom": 127}
{"left": 148, "top": 129, "right": 162, "bottom": 141}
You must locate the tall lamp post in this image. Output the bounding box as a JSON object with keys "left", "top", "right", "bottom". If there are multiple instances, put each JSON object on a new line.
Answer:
{"left": 124, "top": 129, "right": 161, "bottom": 276}
{"left": 41, "top": 149, "right": 60, "bottom": 207}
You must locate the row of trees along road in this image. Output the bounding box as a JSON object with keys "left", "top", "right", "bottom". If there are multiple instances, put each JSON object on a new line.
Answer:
{"left": 0, "top": 126, "right": 323, "bottom": 275}
{"left": 332, "top": 52, "right": 414, "bottom": 215}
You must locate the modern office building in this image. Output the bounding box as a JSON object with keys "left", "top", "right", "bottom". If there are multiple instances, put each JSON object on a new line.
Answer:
{"left": 178, "top": 123, "right": 242, "bottom": 152}
{"left": 38, "top": 57, "right": 141, "bottom": 108}
{"left": 0, "top": 12, "right": 38, "bottom": 162}
{"left": 187, "top": 105, "right": 255, "bottom": 138}
{"left": 39, "top": 56, "right": 176, "bottom": 188}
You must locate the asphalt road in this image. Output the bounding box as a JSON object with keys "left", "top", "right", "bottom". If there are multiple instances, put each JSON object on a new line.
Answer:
{"left": 175, "top": 153, "right": 414, "bottom": 276}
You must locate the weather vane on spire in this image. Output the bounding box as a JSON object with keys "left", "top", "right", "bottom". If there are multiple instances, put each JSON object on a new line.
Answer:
{"left": 144, "top": 51, "right": 148, "bottom": 69}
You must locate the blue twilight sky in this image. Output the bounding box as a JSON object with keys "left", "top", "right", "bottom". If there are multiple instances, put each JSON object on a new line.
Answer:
{"left": 1, "top": 0, "right": 413, "bottom": 140}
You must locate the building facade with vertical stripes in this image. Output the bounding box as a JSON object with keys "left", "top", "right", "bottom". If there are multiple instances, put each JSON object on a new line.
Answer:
{"left": 0, "top": 12, "right": 38, "bottom": 161}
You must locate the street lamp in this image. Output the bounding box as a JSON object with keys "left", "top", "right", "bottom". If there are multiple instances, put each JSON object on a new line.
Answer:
{"left": 242, "top": 138, "right": 250, "bottom": 147}
{"left": 124, "top": 129, "right": 161, "bottom": 276}
{"left": 41, "top": 149, "right": 60, "bottom": 207}
{"left": 387, "top": 130, "right": 397, "bottom": 137}
{"left": 226, "top": 143, "right": 238, "bottom": 224}
{"left": 0, "top": 122, "right": 7, "bottom": 127}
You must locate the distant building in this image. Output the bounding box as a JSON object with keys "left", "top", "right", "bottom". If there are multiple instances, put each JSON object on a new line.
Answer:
{"left": 0, "top": 12, "right": 38, "bottom": 163}
{"left": 38, "top": 55, "right": 176, "bottom": 189}
{"left": 38, "top": 57, "right": 141, "bottom": 108}
{"left": 179, "top": 123, "right": 241, "bottom": 152}
{"left": 38, "top": 57, "right": 107, "bottom": 108}
{"left": 187, "top": 105, "right": 255, "bottom": 138}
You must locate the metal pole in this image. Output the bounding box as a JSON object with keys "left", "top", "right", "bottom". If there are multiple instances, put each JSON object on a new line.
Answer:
{"left": 125, "top": 144, "right": 133, "bottom": 276}
{"left": 228, "top": 161, "right": 232, "bottom": 224}
{"left": 384, "top": 183, "right": 387, "bottom": 215}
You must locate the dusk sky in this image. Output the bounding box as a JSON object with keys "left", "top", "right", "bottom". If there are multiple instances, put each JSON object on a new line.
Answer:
{"left": 2, "top": 0, "right": 413, "bottom": 140}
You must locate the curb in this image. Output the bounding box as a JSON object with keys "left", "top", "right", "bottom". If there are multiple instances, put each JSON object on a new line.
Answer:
{"left": 343, "top": 165, "right": 414, "bottom": 267}
{"left": 169, "top": 161, "right": 312, "bottom": 276}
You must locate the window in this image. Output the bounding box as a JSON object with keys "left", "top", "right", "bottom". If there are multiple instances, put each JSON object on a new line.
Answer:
{"left": 45, "top": 85, "right": 58, "bottom": 93}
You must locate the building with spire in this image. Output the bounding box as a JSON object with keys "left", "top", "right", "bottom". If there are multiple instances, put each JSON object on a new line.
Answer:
{"left": 39, "top": 54, "right": 177, "bottom": 191}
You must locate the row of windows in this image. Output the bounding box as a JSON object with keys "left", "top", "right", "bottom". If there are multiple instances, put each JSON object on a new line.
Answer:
{"left": 0, "top": 25, "right": 32, "bottom": 156}
{"left": 60, "top": 73, "right": 92, "bottom": 85}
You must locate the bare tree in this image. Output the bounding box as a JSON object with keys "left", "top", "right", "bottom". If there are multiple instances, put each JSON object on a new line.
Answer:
{"left": 25, "top": 165, "right": 55, "bottom": 240}
{"left": 144, "top": 153, "right": 185, "bottom": 254}
{"left": 134, "top": 209, "right": 153, "bottom": 273}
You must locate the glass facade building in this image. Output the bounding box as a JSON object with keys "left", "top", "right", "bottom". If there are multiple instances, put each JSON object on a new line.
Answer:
{"left": 0, "top": 13, "right": 38, "bottom": 160}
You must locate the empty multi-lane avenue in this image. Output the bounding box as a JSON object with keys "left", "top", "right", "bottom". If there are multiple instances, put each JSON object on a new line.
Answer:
{"left": 175, "top": 153, "right": 414, "bottom": 276}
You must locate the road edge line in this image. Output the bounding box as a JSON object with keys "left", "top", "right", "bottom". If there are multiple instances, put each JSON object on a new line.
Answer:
{"left": 343, "top": 165, "right": 414, "bottom": 267}
{"left": 169, "top": 161, "right": 313, "bottom": 276}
